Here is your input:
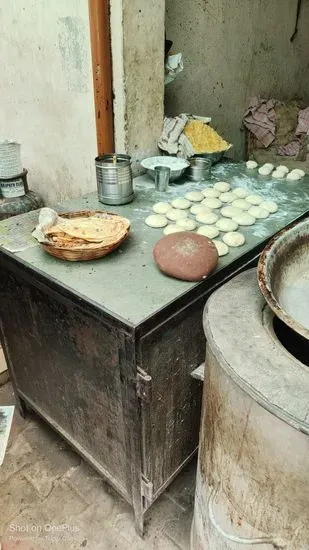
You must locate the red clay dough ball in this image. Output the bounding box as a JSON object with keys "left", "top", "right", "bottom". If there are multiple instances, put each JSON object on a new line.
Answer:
{"left": 153, "top": 231, "right": 218, "bottom": 281}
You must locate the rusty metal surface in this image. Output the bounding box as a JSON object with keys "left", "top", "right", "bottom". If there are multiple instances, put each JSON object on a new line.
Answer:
{"left": 258, "top": 217, "right": 309, "bottom": 340}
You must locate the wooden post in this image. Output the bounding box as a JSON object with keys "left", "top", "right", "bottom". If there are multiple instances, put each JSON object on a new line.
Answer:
{"left": 88, "top": 0, "right": 114, "bottom": 155}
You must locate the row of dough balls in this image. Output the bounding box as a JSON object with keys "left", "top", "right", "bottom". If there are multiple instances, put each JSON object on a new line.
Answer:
{"left": 145, "top": 182, "right": 277, "bottom": 256}
{"left": 246, "top": 160, "right": 305, "bottom": 181}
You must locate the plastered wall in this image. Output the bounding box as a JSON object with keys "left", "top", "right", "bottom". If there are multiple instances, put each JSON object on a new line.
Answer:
{"left": 0, "top": 1, "right": 97, "bottom": 205}
{"left": 111, "top": 0, "right": 165, "bottom": 172}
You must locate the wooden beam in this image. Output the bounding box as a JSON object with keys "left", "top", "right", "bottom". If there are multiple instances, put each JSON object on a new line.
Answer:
{"left": 89, "top": 0, "right": 114, "bottom": 155}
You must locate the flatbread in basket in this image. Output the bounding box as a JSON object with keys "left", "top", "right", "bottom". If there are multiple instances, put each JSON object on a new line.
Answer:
{"left": 33, "top": 209, "right": 130, "bottom": 261}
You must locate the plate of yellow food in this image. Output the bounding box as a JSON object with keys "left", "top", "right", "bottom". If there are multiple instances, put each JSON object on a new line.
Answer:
{"left": 33, "top": 209, "right": 130, "bottom": 261}
{"left": 184, "top": 120, "right": 232, "bottom": 163}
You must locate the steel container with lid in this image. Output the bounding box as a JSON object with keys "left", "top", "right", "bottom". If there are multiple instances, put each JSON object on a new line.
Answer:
{"left": 95, "top": 154, "right": 134, "bottom": 206}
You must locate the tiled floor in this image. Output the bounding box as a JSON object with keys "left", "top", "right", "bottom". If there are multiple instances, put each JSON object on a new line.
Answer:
{"left": 0, "top": 382, "right": 196, "bottom": 550}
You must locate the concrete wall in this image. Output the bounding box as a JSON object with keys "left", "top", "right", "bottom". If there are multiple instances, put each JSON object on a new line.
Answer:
{"left": 110, "top": 0, "right": 165, "bottom": 172}
{"left": 165, "top": 0, "right": 309, "bottom": 159}
{"left": 0, "top": 1, "right": 97, "bottom": 205}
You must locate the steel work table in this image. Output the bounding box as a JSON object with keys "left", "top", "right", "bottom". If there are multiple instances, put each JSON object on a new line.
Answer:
{"left": 1, "top": 162, "right": 309, "bottom": 533}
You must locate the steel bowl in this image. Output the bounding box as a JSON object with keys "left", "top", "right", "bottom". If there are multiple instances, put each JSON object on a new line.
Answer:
{"left": 186, "top": 158, "right": 212, "bottom": 181}
{"left": 194, "top": 145, "right": 233, "bottom": 165}
{"left": 258, "top": 217, "right": 309, "bottom": 340}
{"left": 141, "top": 156, "right": 189, "bottom": 182}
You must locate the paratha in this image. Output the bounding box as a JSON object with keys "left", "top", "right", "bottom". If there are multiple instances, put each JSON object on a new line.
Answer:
{"left": 46, "top": 215, "right": 130, "bottom": 243}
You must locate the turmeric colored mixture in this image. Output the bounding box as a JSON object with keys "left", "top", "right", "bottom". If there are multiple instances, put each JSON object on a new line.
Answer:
{"left": 184, "top": 120, "right": 230, "bottom": 153}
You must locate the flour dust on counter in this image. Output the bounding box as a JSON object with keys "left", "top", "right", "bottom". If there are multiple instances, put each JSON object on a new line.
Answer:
{"left": 142, "top": 162, "right": 285, "bottom": 261}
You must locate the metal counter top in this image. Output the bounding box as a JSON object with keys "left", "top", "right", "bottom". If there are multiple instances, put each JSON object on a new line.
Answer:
{"left": 1, "top": 162, "right": 309, "bottom": 327}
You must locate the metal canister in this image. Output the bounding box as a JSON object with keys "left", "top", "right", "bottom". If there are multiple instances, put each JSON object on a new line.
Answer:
{"left": 95, "top": 154, "right": 134, "bottom": 205}
{"left": 186, "top": 158, "right": 212, "bottom": 181}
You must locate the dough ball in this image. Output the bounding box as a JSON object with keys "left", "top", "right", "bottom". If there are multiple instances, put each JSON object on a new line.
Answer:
{"left": 221, "top": 206, "right": 243, "bottom": 218}
{"left": 260, "top": 200, "right": 278, "bottom": 213}
{"left": 171, "top": 198, "right": 191, "bottom": 209}
{"left": 215, "top": 218, "right": 238, "bottom": 232}
{"left": 246, "top": 194, "right": 263, "bottom": 205}
{"left": 258, "top": 165, "right": 272, "bottom": 176}
{"left": 167, "top": 209, "right": 188, "bottom": 221}
{"left": 246, "top": 160, "right": 258, "bottom": 169}
{"left": 293, "top": 168, "right": 305, "bottom": 177}
{"left": 153, "top": 202, "right": 172, "bottom": 214}
{"left": 232, "top": 198, "right": 250, "bottom": 210}
{"left": 223, "top": 231, "right": 245, "bottom": 247}
{"left": 286, "top": 171, "right": 301, "bottom": 181}
{"left": 185, "top": 191, "right": 204, "bottom": 202}
{"left": 248, "top": 206, "right": 269, "bottom": 219}
{"left": 196, "top": 212, "right": 219, "bottom": 225}
{"left": 214, "top": 181, "right": 231, "bottom": 192}
{"left": 213, "top": 240, "right": 229, "bottom": 257}
{"left": 202, "top": 187, "right": 221, "bottom": 198}
{"left": 190, "top": 204, "right": 211, "bottom": 215}
{"left": 197, "top": 225, "right": 220, "bottom": 239}
{"left": 220, "top": 192, "right": 237, "bottom": 203}
{"left": 145, "top": 214, "right": 168, "bottom": 228}
{"left": 163, "top": 224, "right": 184, "bottom": 235}
{"left": 232, "top": 212, "right": 255, "bottom": 226}
{"left": 233, "top": 187, "right": 250, "bottom": 198}
{"left": 272, "top": 170, "right": 285, "bottom": 179}
{"left": 264, "top": 163, "right": 274, "bottom": 170}
{"left": 201, "top": 197, "right": 222, "bottom": 209}
{"left": 153, "top": 233, "right": 218, "bottom": 282}
{"left": 277, "top": 165, "right": 289, "bottom": 174}
{"left": 176, "top": 218, "right": 197, "bottom": 231}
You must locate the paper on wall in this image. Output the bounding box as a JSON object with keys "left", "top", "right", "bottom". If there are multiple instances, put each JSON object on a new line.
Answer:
{"left": 165, "top": 53, "right": 184, "bottom": 85}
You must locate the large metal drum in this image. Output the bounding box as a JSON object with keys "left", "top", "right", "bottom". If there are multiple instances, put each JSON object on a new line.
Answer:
{"left": 191, "top": 269, "right": 309, "bottom": 550}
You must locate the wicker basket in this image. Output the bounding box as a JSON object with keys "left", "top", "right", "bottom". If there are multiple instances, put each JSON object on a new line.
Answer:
{"left": 41, "top": 210, "right": 130, "bottom": 262}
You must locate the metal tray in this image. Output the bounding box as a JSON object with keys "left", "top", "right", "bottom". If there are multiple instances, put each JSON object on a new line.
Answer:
{"left": 258, "top": 217, "right": 309, "bottom": 340}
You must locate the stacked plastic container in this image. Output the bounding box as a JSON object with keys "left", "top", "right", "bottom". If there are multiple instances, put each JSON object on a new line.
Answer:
{"left": 0, "top": 140, "right": 25, "bottom": 198}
